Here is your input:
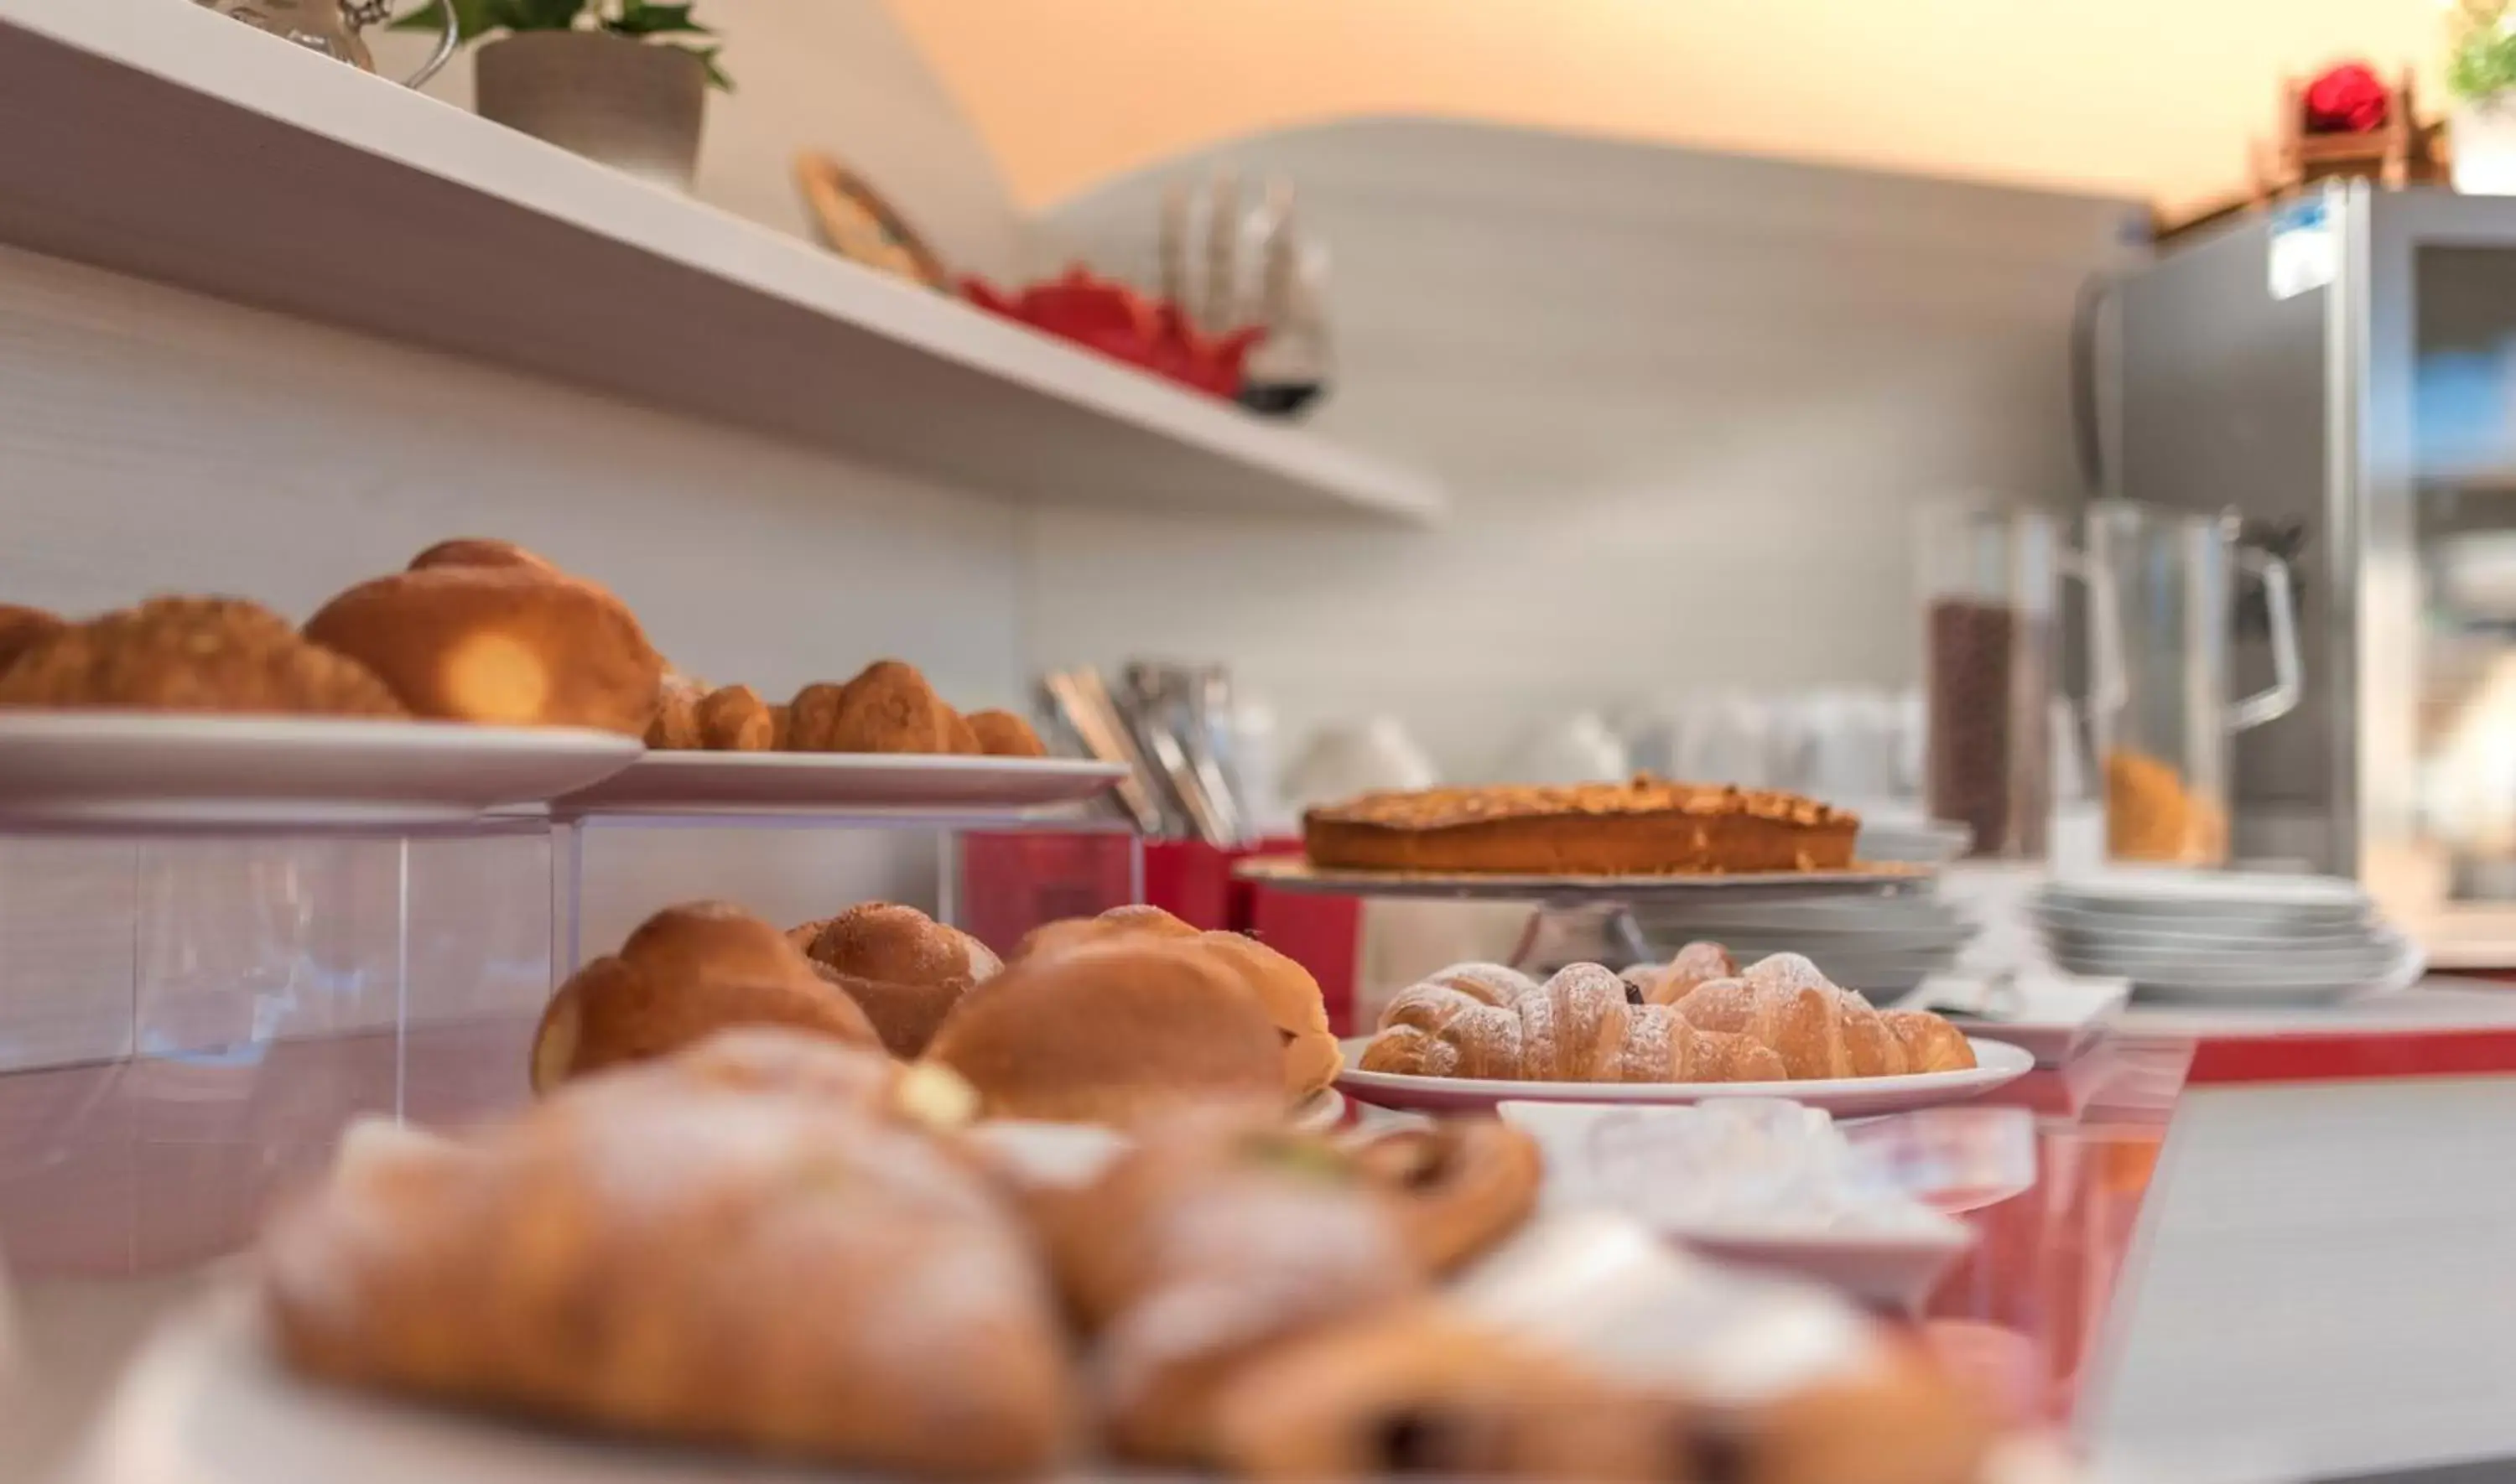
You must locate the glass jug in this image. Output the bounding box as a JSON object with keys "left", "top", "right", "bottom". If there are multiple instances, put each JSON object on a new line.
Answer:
{"left": 1918, "top": 505, "right": 2086, "bottom": 860}
{"left": 190, "top": 0, "right": 457, "bottom": 86}
{"left": 2083, "top": 501, "right": 2302, "bottom": 866}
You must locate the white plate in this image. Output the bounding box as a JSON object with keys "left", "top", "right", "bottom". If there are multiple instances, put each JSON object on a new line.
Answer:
{"left": 2045, "top": 869, "right": 2369, "bottom": 911}
{"left": 1334, "top": 1035, "right": 2033, "bottom": 1118}
{"left": 552, "top": 751, "right": 1125, "bottom": 814}
{"left": 2033, "top": 900, "right": 2376, "bottom": 946}
{"left": 0, "top": 711, "right": 640, "bottom": 828}
{"left": 2052, "top": 931, "right": 2404, "bottom": 973}
{"left": 2113, "top": 941, "right": 2427, "bottom": 1004}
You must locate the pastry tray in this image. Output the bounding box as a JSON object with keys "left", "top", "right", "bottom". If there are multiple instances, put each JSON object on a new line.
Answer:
{"left": 1235, "top": 855, "right": 1933, "bottom": 905}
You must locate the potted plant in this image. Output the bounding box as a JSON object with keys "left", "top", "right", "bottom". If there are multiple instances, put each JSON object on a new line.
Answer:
{"left": 393, "top": 0, "right": 730, "bottom": 189}
{"left": 2448, "top": 0, "right": 2516, "bottom": 193}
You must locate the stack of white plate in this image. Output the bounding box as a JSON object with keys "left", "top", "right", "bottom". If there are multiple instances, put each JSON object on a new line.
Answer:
{"left": 2035, "top": 871, "right": 2423, "bottom": 1004}
{"left": 1630, "top": 893, "right": 1974, "bottom": 998}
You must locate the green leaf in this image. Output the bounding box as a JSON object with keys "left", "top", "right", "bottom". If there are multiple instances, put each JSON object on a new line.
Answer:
{"left": 606, "top": 0, "right": 712, "bottom": 37}
{"left": 491, "top": 0, "right": 591, "bottom": 29}
{"left": 686, "top": 43, "right": 733, "bottom": 92}
{"left": 389, "top": 0, "right": 499, "bottom": 38}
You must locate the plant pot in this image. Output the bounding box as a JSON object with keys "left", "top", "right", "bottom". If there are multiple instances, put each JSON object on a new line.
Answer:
{"left": 474, "top": 30, "right": 705, "bottom": 191}
{"left": 2453, "top": 96, "right": 2516, "bottom": 195}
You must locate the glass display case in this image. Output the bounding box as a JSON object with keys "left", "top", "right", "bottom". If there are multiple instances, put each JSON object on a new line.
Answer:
{"left": 0, "top": 805, "right": 1139, "bottom": 1482}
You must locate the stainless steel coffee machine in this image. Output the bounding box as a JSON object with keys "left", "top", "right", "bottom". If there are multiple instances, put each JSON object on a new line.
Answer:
{"left": 2108, "top": 181, "right": 2516, "bottom": 963}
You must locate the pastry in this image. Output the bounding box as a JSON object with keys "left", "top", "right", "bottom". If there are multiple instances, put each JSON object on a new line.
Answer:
{"left": 1644, "top": 940, "right": 1739, "bottom": 1006}
{"left": 828, "top": 659, "right": 964, "bottom": 753}
{"left": 646, "top": 671, "right": 704, "bottom": 749}
{"left": 0, "top": 603, "right": 65, "bottom": 674}
{"left": 1014, "top": 908, "right": 1338, "bottom": 1101}
{"left": 926, "top": 936, "right": 1284, "bottom": 1125}
{"left": 1346, "top": 1121, "right": 1545, "bottom": 1274}
{"left": 769, "top": 701, "right": 794, "bottom": 750}
{"left": 1194, "top": 931, "right": 1343, "bottom": 1100}
{"left": 405, "top": 537, "right": 560, "bottom": 574}
{"left": 304, "top": 566, "right": 664, "bottom": 734}
{"left": 260, "top": 1066, "right": 1075, "bottom": 1476}
{"left": 1668, "top": 952, "right": 1973, "bottom": 1079}
{"left": 1882, "top": 1009, "right": 1977, "bottom": 1074}
{"left": 967, "top": 708, "right": 1047, "bottom": 757}
{"left": 1036, "top": 1118, "right": 1426, "bottom": 1462}
{"left": 698, "top": 683, "right": 775, "bottom": 751}
{"left": 0, "top": 596, "right": 405, "bottom": 717}
{"left": 786, "top": 681, "right": 848, "bottom": 750}
{"left": 799, "top": 902, "right": 1002, "bottom": 1058}
{"left": 1206, "top": 1308, "right": 1685, "bottom": 1481}
{"left": 530, "top": 900, "right": 880, "bottom": 1092}
{"left": 632, "top": 1025, "right": 977, "bottom": 1129}
{"left": 1012, "top": 903, "right": 1201, "bottom": 962}
{"left": 2107, "top": 746, "right": 2229, "bottom": 865}
{"left": 1360, "top": 963, "right": 1786, "bottom": 1084}
{"left": 1304, "top": 777, "right": 1859, "bottom": 876}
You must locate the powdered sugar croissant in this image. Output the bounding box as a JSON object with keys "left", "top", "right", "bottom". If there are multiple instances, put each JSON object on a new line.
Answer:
{"left": 1359, "top": 963, "right": 1786, "bottom": 1084}
{"left": 1666, "top": 952, "right": 1978, "bottom": 1078}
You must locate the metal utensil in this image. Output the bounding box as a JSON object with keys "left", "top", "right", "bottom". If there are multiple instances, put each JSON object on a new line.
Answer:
{"left": 1120, "top": 663, "right": 1230, "bottom": 846}
{"left": 1041, "top": 671, "right": 1165, "bottom": 834}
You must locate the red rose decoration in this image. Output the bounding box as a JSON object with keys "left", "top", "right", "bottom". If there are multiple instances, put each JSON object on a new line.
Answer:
{"left": 2305, "top": 62, "right": 2389, "bottom": 134}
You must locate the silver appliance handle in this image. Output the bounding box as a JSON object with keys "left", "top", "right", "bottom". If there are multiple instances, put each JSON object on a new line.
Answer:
{"left": 2230, "top": 546, "right": 2303, "bottom": 731}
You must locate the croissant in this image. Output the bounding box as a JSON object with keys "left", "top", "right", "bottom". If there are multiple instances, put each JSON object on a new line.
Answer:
{"left": 1641, "top": 940, "right": 1739, "bottom": 1005}
{"left": 1667, "top": 952, "right": 1976, "bottom": 1078}
{"left": 262, "top": 1036, "right": 1075, "bottom": 1476}
{"left": 1361, "top": 963, "right": 1786, "bottom": 1084}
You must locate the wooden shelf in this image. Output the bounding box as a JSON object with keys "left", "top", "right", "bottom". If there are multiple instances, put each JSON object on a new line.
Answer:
{"left": 0, "top": 1, "right": 1446, "bottom": 523}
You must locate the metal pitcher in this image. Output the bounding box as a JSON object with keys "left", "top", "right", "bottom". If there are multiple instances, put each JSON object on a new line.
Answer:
{"left": 192, "top": 0, "right": 458, "bottom": 86}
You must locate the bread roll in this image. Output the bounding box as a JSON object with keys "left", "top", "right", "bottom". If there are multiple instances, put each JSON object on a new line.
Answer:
{"left": 786, "top": 682, "right": 847, "bottom": 751}
{"left": 1014, "top": 904, "right": 1201, "bottom": 963}
{"left": 1194, "top": 930, "right": 1343, "bottom": 1099}
{"left": 967, "top": 709, "right": 1047, "bottom": 757}
{"left": 800, "top": 902, "right": 1002, "bottom": 1058}
{"left": 926, "top": 937, "right": 1283, "bottom": 1125}
{"left": 531, "top": 901, "right": 878, "bottom": 1092}
{"left": 646, "top": 672, "right": 704, "bottom": 749}
{"left": 405, "top": 537, "right": 560, "bottom": 574}
{"left": 698, "top": 683, "right": 774, "bottom": 751}
{"left": 305, "top": 567, "right": 663, "bottom": 734}
{"left": 827, "top": 660, "right": 962, "bottom": 753}
{"left": 0, "top": 596, "right": 404, "bottom": 717}
{"left": 0, "top": 603, "right": 65, "bottom": 675}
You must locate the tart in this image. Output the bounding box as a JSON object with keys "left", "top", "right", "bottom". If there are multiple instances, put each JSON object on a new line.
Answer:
{"left": 1303, "top": 776, "right": 1858, "bottom": 876}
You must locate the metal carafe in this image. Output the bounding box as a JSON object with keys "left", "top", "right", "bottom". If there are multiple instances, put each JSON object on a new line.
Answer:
{"left": 2084, "top": 500, "right": 2303, "bottom": 866}
{"left": 191, "top": 0, "right": 457, "bottom": 86}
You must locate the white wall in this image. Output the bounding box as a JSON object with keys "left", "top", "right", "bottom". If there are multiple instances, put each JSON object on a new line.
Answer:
{"left": 1028, "top": 117, "right": 2143, "bottom": 781}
